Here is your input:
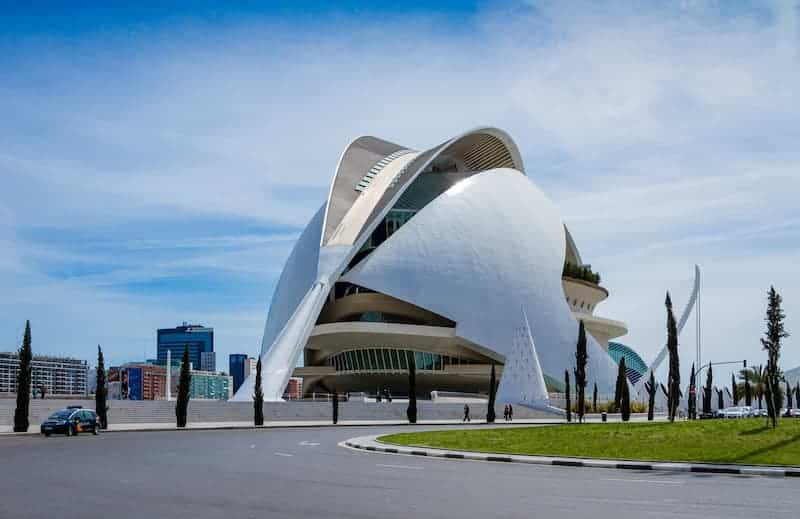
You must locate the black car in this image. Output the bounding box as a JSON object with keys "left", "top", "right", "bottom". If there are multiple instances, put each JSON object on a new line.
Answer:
{"left": 40, "top": 407, "right": 100, "bottom": 437}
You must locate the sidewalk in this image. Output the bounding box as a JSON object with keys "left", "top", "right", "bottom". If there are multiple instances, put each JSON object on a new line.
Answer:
{"left": 343, "top": 434, "right": 800, "bottom": 478}
{"left": 0, "top": 414, "right": 663, "bottom": 436}
{"left": 0, "top": 418, "right": 561, "bottom": 436}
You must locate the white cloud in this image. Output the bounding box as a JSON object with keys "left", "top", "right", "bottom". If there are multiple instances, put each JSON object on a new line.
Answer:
{"left": 0, "top": 1, "right": 798, "bottom": 380}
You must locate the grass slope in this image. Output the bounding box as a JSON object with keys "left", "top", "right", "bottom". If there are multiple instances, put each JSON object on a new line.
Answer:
{"left": 381, "top": 419, "right": 800, "bottom": 466}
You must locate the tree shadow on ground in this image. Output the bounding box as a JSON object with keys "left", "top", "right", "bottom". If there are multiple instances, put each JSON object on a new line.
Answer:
{"left": 729, "top": 431, "right": 800, "bottom": 464}
{"left": 740, "top": 425, "right": 772, "bottom": 436}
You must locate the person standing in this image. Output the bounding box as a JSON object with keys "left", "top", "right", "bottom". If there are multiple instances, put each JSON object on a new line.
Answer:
{"left": 463, "top": 404, "right": 471, "bottom": 422}
{"left": 503, "top": 404, "right": 509, "bottom": 422}
{"left": 508, "top": 404, "right": 513, "bottom": 422}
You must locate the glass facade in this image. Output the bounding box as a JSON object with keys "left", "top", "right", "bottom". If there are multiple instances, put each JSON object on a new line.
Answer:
{"left": 157, "top": 324, "right": 214, "bottom": 371}
{"left": 328, "top": 348, "right": 478, "bottom": 372}
{"left": 229, "top": 354, "right": 247, "bottom": 394}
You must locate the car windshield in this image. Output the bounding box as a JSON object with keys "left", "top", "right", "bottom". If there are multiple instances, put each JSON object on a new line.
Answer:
{"left": 48, "top": 410, "right": 73, "bottom": 420}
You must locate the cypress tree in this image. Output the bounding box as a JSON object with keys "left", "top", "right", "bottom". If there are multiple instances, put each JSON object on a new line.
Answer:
{"left": 406, "top": 351, "right": 417, "bottom": 424}
{"left": 716, "top": 387, "right": 724, "bottom": 411}
{"left": 253, "top": 357, "right": 264, "bottom": 426}
{"left": 574, "top": 320, "right": 588, "bottom": 423}
{"left": 332, "top": 389, "right": 339, "bottom": 424}
{"left": 644, "top": 371, "right": 656, "bottom": 421}
{"left": 486, "top": 363, "right": 497, "bottom": 423}
{"left": 786, "top": 381, "right": 792, "bottom": 410}
{"left": 13, "top": 321, "right": 33, "bottom": 432}
{"left": 614, "top": 357, "right": 627, "bottom": 412}
{"left": 96, "top": 345, "right": 108, "bottom": 429}
{"left": 175, "top": 346, "right": 191, "bottom": 428}
{"left": 592, "top": 382, "right": 598, "bottom": 413}
{"left": 732, "top": 373, "right": 739, "bottom": 405}
{"left": 665, "top": 293, "right": 680, "bottom": 422}
{"left": 762, "top": 286, "right": 789, "bottom": 428}
{"left": 744, "top": 368, "right": 752, "bottom": 406}
{"left": 795, "top": 383, "right": 799, "bottom": 409}
{"left": 564, "top": 370, "right": 571, "bottom": 423}
{"left": 687, "top": 363, "right": 697, "bottom": 420}
{"left": 620, "top": 374, "right": 631, "bottom": 422}
{"left": 703, "top": 364, "right": 713, "bottom": 416}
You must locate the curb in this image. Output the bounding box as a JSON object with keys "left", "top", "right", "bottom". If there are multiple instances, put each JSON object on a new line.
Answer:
{"left": 342, "top": 435, "right": 800, "bottom": 479}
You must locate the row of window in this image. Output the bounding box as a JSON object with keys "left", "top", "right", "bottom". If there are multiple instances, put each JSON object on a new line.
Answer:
{"left": 328, "top": 348, "right": 479, "bottom": 372}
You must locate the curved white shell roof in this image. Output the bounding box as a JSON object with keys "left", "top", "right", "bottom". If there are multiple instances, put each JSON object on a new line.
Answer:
{"left": 343, "top": 169, "right": 619, "bottom": 391}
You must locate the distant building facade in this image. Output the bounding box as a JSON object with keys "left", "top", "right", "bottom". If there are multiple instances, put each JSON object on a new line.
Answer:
{"left": 0, "top": 352, "right": 88, "bottom": 396}
{"left": 108, "top": 364, "right": 167, "bottom": 400}
{"left": 157, "top": 323, "right": 214, "bottom": 371}
{"left": 229, "top": 354, "right": 248, "bottom": 394}
{"left": 285, "top": 377, "right": 303, "bottom": 399}
{"left": 200, "top": 351, "right": 216, "bottom": 372}
{"left": 187, "top": 370, "right": 232, "bottom": 401}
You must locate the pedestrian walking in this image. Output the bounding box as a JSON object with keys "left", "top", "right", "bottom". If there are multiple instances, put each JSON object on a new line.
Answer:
{"left": 503, "top": 404, "right": 509, "bottom": 422}
{"left": 463, "top": 404, "right": 471, "bottom": 422}
{"left": 508, "top": 404, "right": 513, "bottom": 422}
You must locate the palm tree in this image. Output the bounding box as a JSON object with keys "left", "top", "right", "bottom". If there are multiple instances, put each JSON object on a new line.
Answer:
{"left": 738, "top": 367, "right": 766, "bottom": 409}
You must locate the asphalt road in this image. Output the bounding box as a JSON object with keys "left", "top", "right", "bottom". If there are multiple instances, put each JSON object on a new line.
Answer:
{"left": 0, "top": 425, "right": 796, "bottom": 519}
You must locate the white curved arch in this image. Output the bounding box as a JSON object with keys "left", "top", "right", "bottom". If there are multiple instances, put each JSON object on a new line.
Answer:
{"left": 634, "top": 264, "right": 701, "bottom": 395}
{"left": 322, "top": 136, "right": 410, "bottom": 246}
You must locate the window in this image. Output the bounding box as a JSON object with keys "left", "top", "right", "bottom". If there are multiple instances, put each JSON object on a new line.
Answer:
{"left": 357, "top": 350, "right": 367, "bottom": 371}
{"left": 415, "top": 352, "right": 424, "bottom": 370}
{"left": 398, "top": 350, "right": 409, "bottom": 370}
{"left": 369, "top": 349, "right": 379, "bottom": 370}
{"left": 434, "top": 354, "right": 443, "bottom": 371}
{"left": 375, "top": 349, "right": 386, "bottom": 370}
{"left": 383, "top": 349, "right": 394, "bottom": 370}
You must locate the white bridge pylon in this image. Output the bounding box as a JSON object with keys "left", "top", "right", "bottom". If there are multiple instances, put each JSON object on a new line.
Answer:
{"left": 634, "top": 265, "right": 701, "bottom": 396}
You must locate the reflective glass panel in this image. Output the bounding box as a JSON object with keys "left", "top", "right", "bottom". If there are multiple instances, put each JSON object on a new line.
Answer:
{"left": 369, "top": 349, "right": 378, "bottom": 370}
{"left": 391, "top": 349, "right": 400, "bottom": 370}
{"left": 376, "top": 349, "right": 385, "bottom": 370}
{"left": 398, "top": 350, "right": 408, "bottom": 369}
{"left": 415, "top": 352, "right": 424, "bottom": 370}
{"left": 382, "top": 349, "right": 393, "bottom": 370}
{"left": 423, "top": 352, "right": 434, "bottom": 370}
{"left": 434, "top": 354, "right": 442, "bottom": 370}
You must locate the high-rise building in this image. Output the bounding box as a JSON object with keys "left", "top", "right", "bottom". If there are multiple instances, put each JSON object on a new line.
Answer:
{"left": 157, "top": 323, "right": 213, "bottom": 371}
{"left": 200, "top": 351, "right": 216, "bottom": 372}
{"left": 229, "top": 354, "right": 247, "bottom": 394}
{"left": 0, "top": 353, "right": 88, "bottom": 396}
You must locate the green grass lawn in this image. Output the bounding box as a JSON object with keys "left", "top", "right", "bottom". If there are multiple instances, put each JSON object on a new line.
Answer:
{"left": 381, "top": 419, "right": 800, "bottom": 466}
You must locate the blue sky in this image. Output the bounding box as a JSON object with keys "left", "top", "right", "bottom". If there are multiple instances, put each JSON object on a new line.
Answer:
{"left": 1, "top": 1, "right": 798, "bottom": 384}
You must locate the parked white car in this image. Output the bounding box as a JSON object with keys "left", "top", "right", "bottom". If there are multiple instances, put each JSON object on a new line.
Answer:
{"left": 718, "top": 406, "right": 753, "bottom": 418}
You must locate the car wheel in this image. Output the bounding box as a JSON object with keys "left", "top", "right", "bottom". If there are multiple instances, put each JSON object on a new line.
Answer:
{"left": 44, "top": 432, "right": 51, "bottom": 437}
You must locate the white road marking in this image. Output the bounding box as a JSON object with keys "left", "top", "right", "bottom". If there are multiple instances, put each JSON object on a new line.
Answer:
{"left": 250, "top": 444, "right": 256, "bottom": 449}
{"left": 376, "top": 463, "right": 423, "bottom": 470}
{"left": 298, "top": 441, "right": 320, "bottom": 446}
{"left": 604, "top": 478, "right": 684, "bottom": 485}
{"left": 274, "top": 452, "right": 294, "bottom": 457}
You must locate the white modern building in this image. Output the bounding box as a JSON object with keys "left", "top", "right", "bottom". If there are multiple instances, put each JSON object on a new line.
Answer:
{"left": 233, "top": 128, "right": 628, "bottom": 403}
{"left": 0, "top": 352, "right": 88, "bottom": 396}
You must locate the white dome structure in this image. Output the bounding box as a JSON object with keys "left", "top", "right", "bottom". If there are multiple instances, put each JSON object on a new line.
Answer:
{"left": 232, "top": 128, "right": 627, "bottom": 403}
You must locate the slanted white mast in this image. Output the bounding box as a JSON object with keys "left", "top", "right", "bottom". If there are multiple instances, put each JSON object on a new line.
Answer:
{"left": 497, "top": 308, "right": 565, "bottom": 416}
